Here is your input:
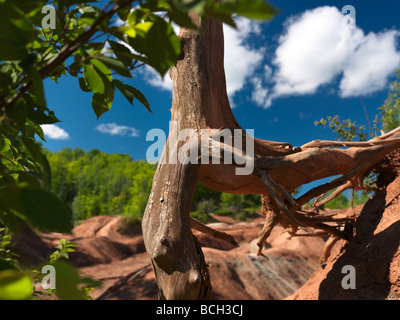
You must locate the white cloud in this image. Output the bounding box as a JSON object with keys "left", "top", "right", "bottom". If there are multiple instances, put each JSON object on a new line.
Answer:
{"left": 251, "top": 6, "right": 400, "bottom": 108}
{"left": 41, "top": 124, "right": 70, "bottom": 140}
{"left": 95, "top": 123, "right": 139, "bottom": 137}
{"left": 340, "top": 30, "right": 400, "bottom": 97}
{"left": 250, "top": 76, "right": 269, "bottom": 107}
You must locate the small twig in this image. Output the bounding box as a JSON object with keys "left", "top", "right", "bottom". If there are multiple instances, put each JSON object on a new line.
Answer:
{"left": 371, "top": 125, "right": 400, "bottom": 141}
{"left": 295, "top": 162, "right": 369, "bottom": 208}
{"left": 257, "top": 169, "right": 306, "bottom": 227}
{"left": 313, "top": 181, "right": 352, "bottom": 208}
{"left": 190, "top": 217, "right": 238, "bottom": 247}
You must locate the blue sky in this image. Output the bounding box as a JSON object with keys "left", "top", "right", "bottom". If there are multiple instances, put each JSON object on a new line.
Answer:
{"left": 41, "top": 0, "right": 400, "bottom": 165}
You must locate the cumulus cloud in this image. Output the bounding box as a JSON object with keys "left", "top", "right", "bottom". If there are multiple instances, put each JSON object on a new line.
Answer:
{"left": 95, "top": 123, "right": 139, "bottom": 137}
{"left": 41, "top": 124, "right": 70, "bottom": 140}
{"left": 251, "top": 6, "right": 400, "bottom": 108}
{"left": 340, "top": 30, "right": 400, "bottom": 97}
{"left": 142, "top": 17, "right": 266, "bottom": 107}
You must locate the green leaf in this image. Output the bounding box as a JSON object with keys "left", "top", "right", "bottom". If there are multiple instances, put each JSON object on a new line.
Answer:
{"left": 203, "top": 5, "right": 236, "bottom": 27}
{"left": 10, "top": 0, "right": 47, "bottom": 15}
{"left": 168, "top": 8, "right": 198, "bottom": 30}
{"left": 0, "top": 3, "right": 30, "bottom": 61}
{"left": 0, "top": 211, "right": 18, "bottom": 234}
{"left": 113, "top": 80, "right": 151, "bottom": 112}
{"left": 145, "top": 17, "right": 181, "bottom": 76}
{"left": 83, "top": 65, "right": 106, "bottom": 94}
{"left": 25, "top": 63, "right": 46, "bottom": 107}
{"left": 91, "top": 85, "right": 114, "bottom": 119}
{"left": 126, "top": 16, "right": 180, "bottom": 76}
{"left": 78, "top": 77, "right": 91, "bottom": 92}
{"left": 125, "top": 85, "right": 152, "bottom": 113}
{"left": 21, "top": 188, "right": 73, "bottom": 232}
{"left": 95, "top": 56, "right": 132, "bottom": 78}
{"left": 1, "top": 187, "right": 73, "bottom": 233}
{"left": 108, "top": 40, "right": 134, "bottom": 66}
{"left": 50, "top": 251, "right": 59, "bottom": 258}
{"left": 218, "top": 0, "right": 278, "bottom": 20}
{"left": 172, "top": 0, "right": 208, "bottom": 13}
{"left": 0, "top": 269, "right": 32, "bottom": 300}
{"left": 0, "top": 138, "right": 11, "bottom": 153}
{"left": 22, "top": 137, "right": 52, "bottom": 190}
{"left": 0, "top": 71, "right": 12, "bottom": 90}
{"left": 88, "top": 60, "right": 114, "bottom": 119}
{"left": 116, "top": 6, "right": 130, "bottom": 22}
{"left": 53, "top": 261, "right": 100, "bottom": 300}
{"left": 113, "top": 79, "right": 133, "bottom": 105}
{"left": 25, "top": 119, "right": 46, "bottom": 141}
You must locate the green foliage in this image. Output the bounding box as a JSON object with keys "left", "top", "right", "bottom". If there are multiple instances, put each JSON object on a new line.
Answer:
{"left": 0, "top": 228, "right": 19, "bottom": 264}
{"left": 0, "top": 229, "right": 32, "bottom": 300}
{"left": 46, "top": 150, "right": 262, "bottom": 225}
{"left": 32, "top": 238, "right": 98, "bottom": 300}
{"left": 0, "top": 268, "right": 33, "bottom": 300}
{"left": 316, "top": 70, "right": 400, "bottom": 143}
{"left": 216, "top": 192, "right": 261, "bottom": 221}
{"left": 314, "top": 115, "right": 371, "bottom": 142}
{"left": 51, "top": 260, "right": 98, "bottom": 300}
{"left": 314, "top": 70, "right": 400, "bottom": 209}
{"left": 46, "top": 147, "right": 156, "bottom": 225}
{"left": 191, "top": 183, "right": 262, "bottom": 222}
{"left": 374, "top": 69, "right": 400, "bottom": 132}
{"left": 49, "top": 238, "right": 76, "bottom": 263}
{"left": 314, "top": 189, "right": 370, "bottom": 210}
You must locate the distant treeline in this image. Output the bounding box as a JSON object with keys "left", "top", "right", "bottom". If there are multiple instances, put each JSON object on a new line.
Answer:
{"left": 45, "top": 148, "right": 262, "bottom": 230}
{"left": 45, "top": 148, "right": 367, "bottom": 231}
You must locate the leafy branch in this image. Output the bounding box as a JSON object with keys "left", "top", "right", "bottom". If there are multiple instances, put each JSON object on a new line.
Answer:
{"left": 0, "top": 0, "right": 278, "bottom": 300}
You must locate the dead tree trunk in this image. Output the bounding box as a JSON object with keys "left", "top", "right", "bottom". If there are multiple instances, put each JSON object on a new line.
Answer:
{"left": 142, "top": 15, "right": 400, "bottom": 299}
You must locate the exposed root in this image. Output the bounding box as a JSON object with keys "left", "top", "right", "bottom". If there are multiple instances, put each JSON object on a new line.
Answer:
{"left": 193, "top": 125, "right": 400, "bottom": 259}
{"left": 320, "top": 236, "right": 340, "bottom": 266}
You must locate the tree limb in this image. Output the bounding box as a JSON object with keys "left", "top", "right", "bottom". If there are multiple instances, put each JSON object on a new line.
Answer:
{"left": 295, "top": 162, "right": 370, "bottom": 208}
